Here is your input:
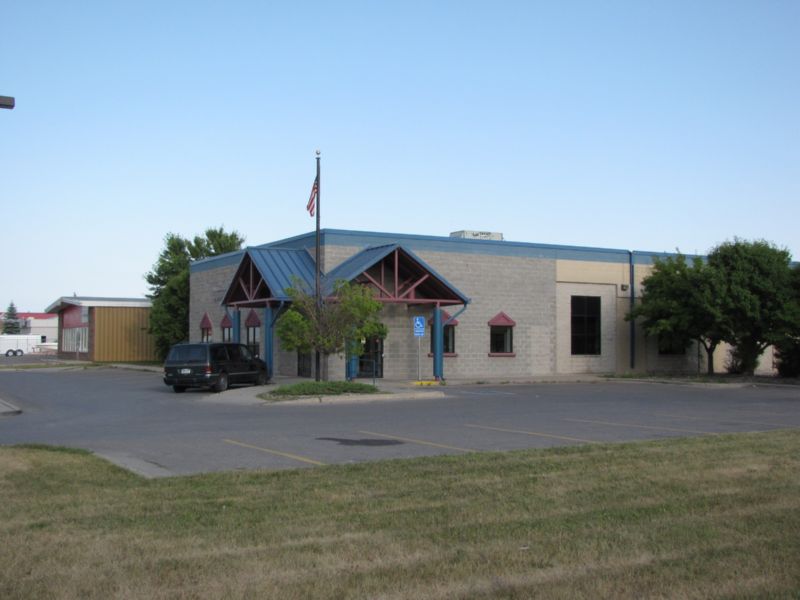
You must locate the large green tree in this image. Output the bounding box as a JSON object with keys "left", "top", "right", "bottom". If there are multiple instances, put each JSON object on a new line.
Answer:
{"left": 2, "top": 301, "right": 21, "bottom": 334}
{"left": 709, "top": 240, "right": 797, "bottom": 375}
{"left": 629, "top": 255, "right": 725, "bottom": 374}
{"left": 146, "top": 227, "right": 244, "bottom": 360}
{"left": 276, "top": 280, "right": 387, "bottom": 381}
{"left": 774, "top": 264, "right": 800, "bottom": 377}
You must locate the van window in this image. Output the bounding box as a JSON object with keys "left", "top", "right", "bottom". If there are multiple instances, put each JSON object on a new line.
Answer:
{"left": 210, "top": 345, "right": 229, "bottom": 361}
{"left": 167, "top": 345, "right": 207, "bottom": 363}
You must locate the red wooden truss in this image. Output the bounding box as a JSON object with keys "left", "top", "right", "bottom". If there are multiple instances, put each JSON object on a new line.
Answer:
{"left": 350, "top": 247, "right": 464, "bottom": 306}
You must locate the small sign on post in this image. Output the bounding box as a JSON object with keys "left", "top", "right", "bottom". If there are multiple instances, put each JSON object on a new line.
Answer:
{"left": 413, "top": 316, "right": 425, "bottom": 380}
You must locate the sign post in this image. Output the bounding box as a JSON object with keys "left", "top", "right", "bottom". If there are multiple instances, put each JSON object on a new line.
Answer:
{"left": 413, "top": 316, "right": 425, "bottom": 380}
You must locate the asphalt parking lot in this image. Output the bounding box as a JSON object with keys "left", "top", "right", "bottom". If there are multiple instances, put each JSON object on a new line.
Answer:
{"left": 1, "top": 367, "right": 799, "bottom": 477}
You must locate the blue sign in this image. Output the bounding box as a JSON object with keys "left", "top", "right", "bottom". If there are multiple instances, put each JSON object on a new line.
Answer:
{"left": 413, "top": 316, "right": 425, "bottom": 337}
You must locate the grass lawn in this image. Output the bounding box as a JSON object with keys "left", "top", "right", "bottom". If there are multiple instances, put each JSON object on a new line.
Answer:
{"left": 2, "top": 431, "right": 799, "bottom": 599}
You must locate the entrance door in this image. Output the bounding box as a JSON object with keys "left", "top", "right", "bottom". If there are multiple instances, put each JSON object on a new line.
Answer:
{"left": 357, "top": 337, "right": 383, "bottom": 378}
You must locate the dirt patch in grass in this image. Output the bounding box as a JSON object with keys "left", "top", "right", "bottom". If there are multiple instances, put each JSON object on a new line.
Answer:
{"left": 1, "top": 431, "right": 799, "bottom": 598}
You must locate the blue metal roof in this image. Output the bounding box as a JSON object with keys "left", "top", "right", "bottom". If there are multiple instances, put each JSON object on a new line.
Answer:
{"left": 323, "top": 244, "right": 398, "bottom": 291}
{"left": 245, "top": 247, "right": 316, "bottom": 300}
{"left": 263, "top": 228, "right": 703, "bottom": 266}
{"left": 323, "top": 243, "right": 470, "bottom": 303}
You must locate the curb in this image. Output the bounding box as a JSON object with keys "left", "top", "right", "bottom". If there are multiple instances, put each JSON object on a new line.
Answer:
{"left": 261, "top": 390, "right": 447, "bottom": 406}
{"left": 0, "top": 397, "right": 22, "bottom": 416}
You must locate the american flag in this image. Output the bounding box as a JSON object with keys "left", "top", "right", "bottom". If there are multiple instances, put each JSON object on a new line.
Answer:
{"left": 307, "top": 177, "right": 319, "bottom": 217}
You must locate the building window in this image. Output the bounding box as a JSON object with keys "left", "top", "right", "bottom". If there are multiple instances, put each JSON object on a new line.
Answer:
{"left": 62, "top": 327, "right": 89, "bottom": 353}
{"left": 490, "top": 326, "right": 513, "bottom": 353}
{"left": 200, "top": 312, "right": 213, "bottom": 343}
{"left": 571, "top": 296, "right": 601, "bottom": 355}
{"left": 429, "top": 324, "right": 456, "bottom": 354}
{"left": 488, "top": 311, "right": 516, "bottom": 355}
{"left": 246, "top": 326, "right": 260, "bottom": 357}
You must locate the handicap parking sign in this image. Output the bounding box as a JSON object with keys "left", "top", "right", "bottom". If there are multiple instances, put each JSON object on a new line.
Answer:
{"left": 413, "top": 316, "right": 425, "bottom": 337}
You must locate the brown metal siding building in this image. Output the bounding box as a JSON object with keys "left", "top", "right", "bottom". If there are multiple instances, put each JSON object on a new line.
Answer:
{"left": 45, "top": 297, "right": 157, "bottom": 362}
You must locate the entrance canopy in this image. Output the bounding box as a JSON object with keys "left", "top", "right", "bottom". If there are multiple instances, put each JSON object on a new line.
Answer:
{"left": 221, "top": 247, "right": 317, "bottom": 307}
{"left": 324, "top": 244, "right": 469, "bottom": 305}
{"left": 221, "top": 244, "right": 469, "bottom": 308}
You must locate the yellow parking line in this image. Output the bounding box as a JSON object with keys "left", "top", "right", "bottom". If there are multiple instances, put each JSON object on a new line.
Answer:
{"left": 223, "top": 439, "right": 326, "bottom": 466}
{"left": 654, "top": 412, "right": 785, "bottom": 428}
{"left": 465, "top": 423, "right": 596, "bottom": 444}
{"left": 562, "top": 418, "right": 713, "bottom": 435}
{"left": 359, "top": 430, "right": 473, "bottom": 453}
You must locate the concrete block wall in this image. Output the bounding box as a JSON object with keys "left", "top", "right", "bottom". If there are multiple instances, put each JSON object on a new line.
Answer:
{"left": 189, "top": 264, "right": 238, "bottom": 343}
{"left": 402, "top": 250, "right": 558, "bottom": 380}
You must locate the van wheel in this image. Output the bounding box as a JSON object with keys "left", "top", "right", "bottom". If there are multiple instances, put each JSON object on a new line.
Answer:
{"left": 5, "top": 350, "right": 14, "bottom": 357}
{"left": 173, "top": 386, "right": 187, "bottom": 393}
{"left": 15, "top": 349, "right": 24, "bottom": 357}
{"left": 214, "top": 373, "right": 229, "bottom": 393}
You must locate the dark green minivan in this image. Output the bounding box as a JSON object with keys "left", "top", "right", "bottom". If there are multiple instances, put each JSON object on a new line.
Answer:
{"left": 163, "top": 342, "right": 269, "bottom": 393}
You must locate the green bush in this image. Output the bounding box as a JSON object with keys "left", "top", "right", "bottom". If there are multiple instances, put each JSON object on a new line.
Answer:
{"left": 269, "top": 381, "right": 379, "bottom": 396}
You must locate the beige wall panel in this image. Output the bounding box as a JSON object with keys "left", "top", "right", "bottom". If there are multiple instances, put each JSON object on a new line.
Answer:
{"left": 556, "top": 282, "right": 617, "bottom": 374}
{"left": 93, "top": 307, "right": 157, "bottom": 362}
{"left": 557, "top": 259, "right": 629, "bottom": 286}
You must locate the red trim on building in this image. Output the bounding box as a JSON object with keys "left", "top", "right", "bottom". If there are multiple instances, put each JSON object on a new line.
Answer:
{"left": 220, "top": 314, "right": 233, "bottom": 328}
{"left": 200, "top": 313, "right": 213, "bottom": 329}
{"left": 487, "top": 311, "right": 516, "bottom": 327}
{"left": 245, "top": 309, "right": 261, "bottom": 327}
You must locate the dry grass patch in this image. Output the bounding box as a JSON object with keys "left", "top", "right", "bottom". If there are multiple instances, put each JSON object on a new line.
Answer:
{"left": 1, "top": 432, "right": 800, "bottom": 598}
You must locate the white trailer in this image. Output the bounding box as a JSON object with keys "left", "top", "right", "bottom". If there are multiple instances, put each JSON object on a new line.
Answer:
{"left": 0, "top": 335, "right": 42, "bottom": 357}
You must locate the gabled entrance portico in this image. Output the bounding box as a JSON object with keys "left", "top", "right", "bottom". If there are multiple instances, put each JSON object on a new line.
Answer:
{"left": 220, "top": 244, "right": 469, "bottom": 380}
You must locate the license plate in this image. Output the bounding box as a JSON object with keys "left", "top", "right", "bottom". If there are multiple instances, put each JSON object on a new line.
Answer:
{"left": 180, "top": 368, "right": 191, "bottom": 375}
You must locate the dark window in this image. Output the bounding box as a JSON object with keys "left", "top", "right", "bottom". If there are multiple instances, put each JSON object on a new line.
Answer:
{"left": 571, "top": 296, "right": 601, "bottom": 355}
{"left": 201, "top": 327, "right": 212, "bottom": 342}
{"left": 167, "top": 344, "right": 207, "bottom": 363}
{"left": 221, "top": 327, "right": 233, "bottom": 342}
{"left": 246, "top": 326, "right": 260, "bottom": 357}
{"left": 430, "top": 324, "right": 456, "bottom": 354}
{"left": 210, "top": 345, "right": 229, "bottom": 361}
{"left": 226, "top": 344, "right": 242, "bottom": 360}
{"left": 490, "top": 326, "right": 513, "bottom": 353}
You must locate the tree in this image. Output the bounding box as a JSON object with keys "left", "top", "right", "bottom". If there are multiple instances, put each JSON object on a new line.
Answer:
{"left": 146, "top": 227, "right": 244, "bottom": 360}
{"left": 773, "top": 264, "right": 800, "bottom": 377}
{"left": 2, "top": 301, "right": 21, "bottom": 334}
{"left": 628, "top": 254, "right": 725, "bottom": 374}
{"left": 709, "top": 240, "right": 796, "bottom": 376}
{"left": 275, "top": 280, "right": 387, "bottom": 381}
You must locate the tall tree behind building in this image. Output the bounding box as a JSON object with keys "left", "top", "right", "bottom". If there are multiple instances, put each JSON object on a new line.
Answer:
{"left": 146, "top": 227, "right": 244, "bottom": 360}
{"left": 2, "top": 301, "right": 21, "bottom": 334}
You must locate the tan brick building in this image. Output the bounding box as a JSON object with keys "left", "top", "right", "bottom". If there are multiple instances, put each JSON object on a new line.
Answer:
{"left": 189, "top": 229, "right": 733, "bottom": 381}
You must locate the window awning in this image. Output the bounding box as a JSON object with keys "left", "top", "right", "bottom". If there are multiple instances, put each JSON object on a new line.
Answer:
{"left": 488, "top": 311, "right": 516, "bottom": 327}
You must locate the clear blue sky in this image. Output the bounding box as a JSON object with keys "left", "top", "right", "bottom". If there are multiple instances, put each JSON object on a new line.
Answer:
{"left": 2, "top": 1, "right": 798, "bottom": 312}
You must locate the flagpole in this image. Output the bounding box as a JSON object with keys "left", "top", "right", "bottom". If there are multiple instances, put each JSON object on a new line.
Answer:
{"left": 314, "top": 150, "right": 321, "bottom": 382}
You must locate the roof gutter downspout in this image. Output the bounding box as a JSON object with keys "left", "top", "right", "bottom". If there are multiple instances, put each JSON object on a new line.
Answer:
{"left": 629, "top": 251, "right": 635, "bottom": 371}
{"left": 436, "top": 301, "right": 469, "bottom": 381}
